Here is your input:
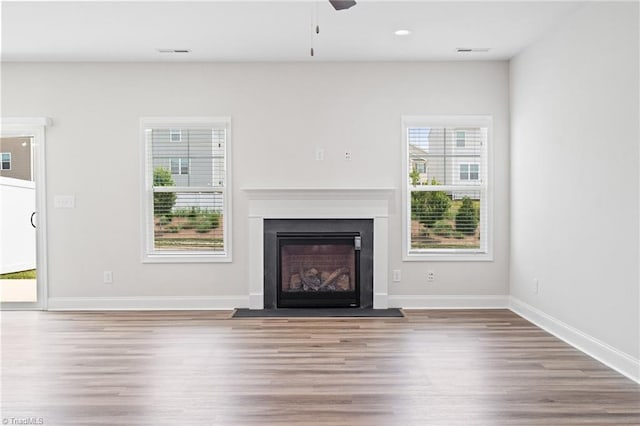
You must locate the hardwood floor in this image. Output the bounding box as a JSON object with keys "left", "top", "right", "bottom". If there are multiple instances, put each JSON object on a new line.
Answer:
{"left": 1, "top": 309, "right": 638, "bottom": 425}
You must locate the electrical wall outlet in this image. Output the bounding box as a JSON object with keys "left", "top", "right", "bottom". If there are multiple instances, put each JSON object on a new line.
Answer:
{"left": 103, "top": 271, "right": 113, "bottom": 284}
{"left": 533, "top": 278, "right": 539, "bottom": 294}
{"left": 392, "top": 269, "right": 401, "bottom": 282}
{"left": 315, "top": 147, "right": 324, "bottom": 161}
{"left": 345, "top": 150, "right": 352, "bottom": 161}
{"left": 427, "top": 270, "right": 435, "bottom": 283}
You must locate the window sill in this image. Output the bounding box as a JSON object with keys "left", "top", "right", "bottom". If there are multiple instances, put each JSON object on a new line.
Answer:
{"left": 142, "top": 252, "right": 232, "bottom": 264}
{"left": 403, "top": 252, "right": 493, "bottom": 262}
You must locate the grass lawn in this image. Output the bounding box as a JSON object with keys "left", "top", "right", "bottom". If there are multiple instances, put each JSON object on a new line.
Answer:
{"left": 0, "top": 269, "right": 37, "bottom": 279}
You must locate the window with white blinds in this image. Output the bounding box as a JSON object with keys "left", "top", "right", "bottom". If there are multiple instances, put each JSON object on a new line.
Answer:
{"left": 402, "top": 116, "right": 492, "bottom": 260}
{"left": 141, "top": 117, "right": 231, "bottom": 262}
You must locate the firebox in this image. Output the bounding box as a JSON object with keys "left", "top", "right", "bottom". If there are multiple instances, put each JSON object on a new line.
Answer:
{"left": 277, "top": 233, "right": 360, "bottom": 308}
{"left": 263, "top": 219, "right": 373, "bottom": 310}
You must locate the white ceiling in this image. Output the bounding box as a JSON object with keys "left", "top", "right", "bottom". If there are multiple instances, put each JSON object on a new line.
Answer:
{"left": 1, "top": 1, "right": 583, "bottom": 62}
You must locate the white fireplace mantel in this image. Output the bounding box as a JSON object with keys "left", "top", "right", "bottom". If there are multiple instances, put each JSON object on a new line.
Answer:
{"left": 243, "top": 187, "right": 395, "bottom": 309}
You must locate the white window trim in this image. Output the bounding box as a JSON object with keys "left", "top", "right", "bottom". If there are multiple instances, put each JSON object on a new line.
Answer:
{"left": 1, "top": 152, "right": 11, "bottom": 170}
{"left": 401, "top": 115, "right": 493, "bottom": 262}
{"left": 140, "top": 117, "right": 232, "bottom": 263}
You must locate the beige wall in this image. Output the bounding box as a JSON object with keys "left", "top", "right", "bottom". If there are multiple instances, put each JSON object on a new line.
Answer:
{"left": 0, "top": 137, "right": 32, "bottom": 181}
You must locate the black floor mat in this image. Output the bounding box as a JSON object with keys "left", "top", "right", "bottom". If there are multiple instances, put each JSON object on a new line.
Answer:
{"left": 232, "top": 308, "right": 404, "bottom": 318}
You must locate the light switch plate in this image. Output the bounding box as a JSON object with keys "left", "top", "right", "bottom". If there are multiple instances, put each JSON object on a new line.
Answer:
{"left": 54, "top": 195, "right": 75, "bottom": 209}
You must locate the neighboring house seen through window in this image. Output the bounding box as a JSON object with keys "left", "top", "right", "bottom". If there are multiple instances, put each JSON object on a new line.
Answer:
{"left": 141, "top": 117, "right": 231, "bottom": 262}
{"left": 1, "top": 153, "right": 11, "bottom": 170}
{"left": 414, "top": 160, "right": 426, "bottom": 174}
{"left": 402, "top": 116, "right": 491, "bottom": 260}
{"left": 170, "top": 129, "right": 182, "bottom": 142}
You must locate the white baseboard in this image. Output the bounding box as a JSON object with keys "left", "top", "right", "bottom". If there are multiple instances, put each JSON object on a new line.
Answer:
{"left": 47, "top": 296, "right": 248, "bottom": 311}
{"left": 510, "top": 296, "right": 640, "bottom": 384}
{"left": 388, "top": 294, "right": 510, "bottom": 309}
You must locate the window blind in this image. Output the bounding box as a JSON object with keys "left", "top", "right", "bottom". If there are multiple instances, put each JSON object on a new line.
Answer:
{"left": 143, "top": 122, "right": 229, "bottom": 257}
{"left": 407, "top": 125, "right": 488, "bottom": 253}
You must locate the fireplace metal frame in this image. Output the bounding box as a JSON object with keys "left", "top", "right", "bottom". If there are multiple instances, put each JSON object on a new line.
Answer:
{"left": 264, "top": 219, "right": 373, "bottom": 309}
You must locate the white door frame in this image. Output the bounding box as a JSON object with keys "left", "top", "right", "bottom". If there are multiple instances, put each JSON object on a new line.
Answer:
{"left": 1, "top": 117, "right": 51, "bottom": 310}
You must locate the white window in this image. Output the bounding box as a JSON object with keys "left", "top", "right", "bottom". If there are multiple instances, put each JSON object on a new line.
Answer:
{"left": 169, "top": 129, "right": 182, "bottom": 142}
{"left": 1, "top": 152, "right": 11, "bottom": 170}
{"left": 170, "top": 158, "right": 189, "bottom": 175}
{"left": 459, "top": 163, "right": 479, "bottom": 181}
{"left": 402, "top": 116, "right": 492, "bottom": 261}
{"left": 141, "top": 117, "right": 231, "bottom": 262}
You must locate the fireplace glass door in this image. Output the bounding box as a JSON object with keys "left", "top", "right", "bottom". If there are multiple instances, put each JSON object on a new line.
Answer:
{"left": 277, "top": 233, "right": 360, "bottom": 308}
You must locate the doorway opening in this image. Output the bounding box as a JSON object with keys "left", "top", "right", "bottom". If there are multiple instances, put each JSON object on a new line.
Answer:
{"left": 1, "top": 119, "right": 49, "bottom": 310}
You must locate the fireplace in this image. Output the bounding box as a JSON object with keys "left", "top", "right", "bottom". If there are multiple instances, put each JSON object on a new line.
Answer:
{"left": 278, "top": 233, "right": 360, "bottom": 308}
{"left": 264, "top": 219, "right": 373, "bottom": 309}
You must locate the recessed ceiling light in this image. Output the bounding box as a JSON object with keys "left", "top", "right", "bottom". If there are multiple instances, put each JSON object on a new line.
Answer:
{"left": 456, "top": 48, "right": 491, "bottom": 53}
{"left": 394, "top": 29, "right": 412, "bottom": 36}
{"left": 157, "top": 49, "right": 191, "bottom": 54}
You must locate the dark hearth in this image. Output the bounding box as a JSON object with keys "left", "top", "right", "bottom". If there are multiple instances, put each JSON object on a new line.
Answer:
{"left": 264, "top": 219, "right": 373, "bottom": 309}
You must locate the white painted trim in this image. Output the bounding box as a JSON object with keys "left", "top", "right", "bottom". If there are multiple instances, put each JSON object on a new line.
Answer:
{"left": 510, "top": 296, "right": 640, "bottom": 384}
{"left": 373, "top": 293, "right": 388, "bottom": 309}
{"left": 249, "top": 292, "right": 263, "bottom": 310}
{"left": 388, "top": 294, "right": 510, "bottom": 309}
{"left": 242, "top": 187, "right": 395, "bottom": 201}
{"left": 245, "top": 188, "right": 393, "bottom": 310}
{"left": 47, "top": 296, "right": 248, "bottom": 311}
{"left": 1, "top": 117, "right": 52, "bottom": 127}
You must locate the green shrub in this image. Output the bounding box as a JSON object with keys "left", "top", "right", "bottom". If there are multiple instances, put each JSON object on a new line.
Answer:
{"left": 424, "top": 190, "right": 451, "bottom": 227}
{"left": 205, "top": 211, "right": 221, "bottom": 229}
{"left": 411, "top": 179, "right": 451, "bottom": 227}
{"left": 455, "top": 196, "right": 479, "bottom": 235}
{"left": 165, "top": 225, "right": 181, "bottom": 233}
{"left": 182, "top": 219, "right": 196, "bottom": 230}
{"left": 195, "top": 222, "right": 212, "bottom": 233}
{"left": 173, "top": 208, "right": 190, "bottom": 218}
{"left": 153, "top": 168, "right": 176, "bottom": 215}
{"left": 432, "top": 221, "right": 454, "bottom": 237}
{"left": 411, "top": 191, "right": 427, "bottom": 221}
{"left": 158, "top": 215, "right": 172, "bottom": 226}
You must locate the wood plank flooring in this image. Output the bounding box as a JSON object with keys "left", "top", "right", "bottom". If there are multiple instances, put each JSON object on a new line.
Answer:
{"left": 1, "top": 309, "right": 638, "bottom": 425}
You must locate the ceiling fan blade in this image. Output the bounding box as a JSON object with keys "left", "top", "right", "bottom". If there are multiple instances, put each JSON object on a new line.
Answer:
{"left": 329, "top": 0, "right": 357, "bottom": 11}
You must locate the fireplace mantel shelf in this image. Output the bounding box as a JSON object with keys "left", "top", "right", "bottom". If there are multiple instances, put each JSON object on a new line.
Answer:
{"left": 242, "top": 187, "right": 395, "bottom": 200}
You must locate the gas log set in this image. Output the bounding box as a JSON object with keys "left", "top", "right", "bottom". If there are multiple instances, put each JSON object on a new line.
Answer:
{"left": 287, "top": 266, "right": 352, "bottom": 292}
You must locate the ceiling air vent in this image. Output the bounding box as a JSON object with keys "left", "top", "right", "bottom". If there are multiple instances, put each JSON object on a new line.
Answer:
{"left": 456, "top": 48, "right": 490, "bottom": 53}
{"left": 157, "top": 49, "right": 191, "bottom": 54}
